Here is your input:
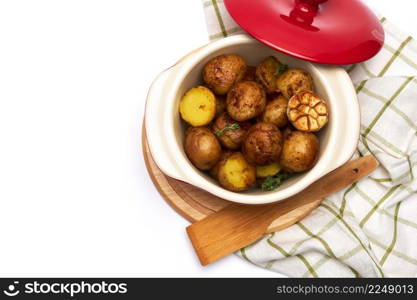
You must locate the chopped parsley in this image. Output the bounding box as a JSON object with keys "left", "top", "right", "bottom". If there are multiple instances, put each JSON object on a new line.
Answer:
{"left": 261, "top": 172, "right": 292, "bottom": 191}
{"left": 274, "top": 64, "right": 289, "bottom": 77}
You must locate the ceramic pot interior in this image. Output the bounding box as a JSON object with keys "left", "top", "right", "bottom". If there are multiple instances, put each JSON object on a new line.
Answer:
{"left": 171, "top": 41, "right": 333, "bottom": 195}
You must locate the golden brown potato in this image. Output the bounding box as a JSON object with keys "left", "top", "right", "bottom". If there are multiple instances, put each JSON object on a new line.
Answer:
{"left": 287, "top": 91, "right": 329, "bottom": 132}
{"left": 280, "top": 131, "right": 319, "bottom": 173}
{"left": 209, "top": 151, "right": 232, "bottom": 179}
{"left": 242, "top": 122, "right": 283, "bottom": 166}
{"left": 256, "top": 162, "right": 281, "bottom": 178}
{"left": 202, "top": 54, "right": 247, "bottom": 95}
{"left": 242, "top": 66, "right": 256, "bottom": 81}
{"left": 259, "top": 95, "right": 289, "bottom": 128}
{"left": 218, "top": 152, "right": 256, "bottom": 191}
{"left": 212, "top": 112, "right": 252, "bottom": 150}
{"left": 215, "top": 95, "right": 227, "bottom": 117}
{"left": 179, "top": 86, "right": 216, "bottom": 126}
{"left": 184, "top": 127, "right": 222, "bottom": 171}
{"left": 255, "top": 56, "right": 281, "bottom": 94}
{"left": 276, "top": 69, "right": 313, "bottom": 99}
{"left": 227, "top": 81, "right": 266, "bottom": 121}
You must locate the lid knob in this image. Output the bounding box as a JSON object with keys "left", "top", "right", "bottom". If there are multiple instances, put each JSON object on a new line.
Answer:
{"left": 295, "top": 0, "right": 328, "bottom": 15}
{"left": 301, "top": 0, "right": 328, "bottom": 5}
{"left": 292, "top": 1, "right": 320, "bottom": 25}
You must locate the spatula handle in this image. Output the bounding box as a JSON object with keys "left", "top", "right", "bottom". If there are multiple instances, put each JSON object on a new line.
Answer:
{"left": 187, "top": 155, "right": 378, "bottom": 266}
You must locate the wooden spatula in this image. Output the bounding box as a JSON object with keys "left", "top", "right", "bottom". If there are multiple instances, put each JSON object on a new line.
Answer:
{"left": 186, "top": 155, "right": 378, "bottom": 266}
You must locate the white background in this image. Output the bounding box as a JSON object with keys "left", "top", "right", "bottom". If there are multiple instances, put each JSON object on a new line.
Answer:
{"left": 0, "top": 0, "right": 415, "bottom": 277}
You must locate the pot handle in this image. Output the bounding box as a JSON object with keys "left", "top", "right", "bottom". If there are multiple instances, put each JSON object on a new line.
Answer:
{"left": 145, "top": 67, "right": 185, "bottom": 181}
{"left": 145, "top": 44, "right": 210, "bottom": 181}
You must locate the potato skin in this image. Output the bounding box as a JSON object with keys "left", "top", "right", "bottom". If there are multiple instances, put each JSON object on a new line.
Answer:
{"left": 276, "top": 69, "right": 313, "bottom": 99}
{"left": 242, "top": 122, "right": 283, "bottom": 166}
{"left": 179, "top": 86, "right": 216, "bottom": 126}
{"left": 211, "top": 112, "right": 252, "bottom": 150}
{"left": 255, "top": 56, "right": 281, "bottom": 94}
{"left": 227, "top": 81, "right": 266, "bottom": 121}
{"left": 259, "top": 95, "right": 289, "bottom": 128}
{"left": 280, "top": 131, "right": 319, "bottom": 173}
{"left": 184, "top": 127, "right": 222, "bottom": 171}
{"left": 217, "top": 152, "right": 256, "bottom": 191}
{"left": 203, "top": 54, "right": 247, "bottom": 95}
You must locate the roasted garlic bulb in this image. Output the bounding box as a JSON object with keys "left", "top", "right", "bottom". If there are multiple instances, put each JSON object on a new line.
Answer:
{"left": 287, "top": 91, "right": 329, "bottom": 132}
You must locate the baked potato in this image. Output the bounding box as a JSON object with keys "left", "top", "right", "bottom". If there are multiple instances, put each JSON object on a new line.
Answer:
{"left": 255, "top": 56, "right": 281, "bottom": 94}
{"left": 227, "top": 81, "right": 266, "bottom": 121}
{"left": 280, "top": 131, "right": 319, "bottom": 173}
{"left": 256, "top": 162, "right": 281, "bottom": 178}
{"left": 276, "top": 69, "right": 313, "bottom": 99}
{"left": 287, "top": 91, "right": 329, "bottom": 132}
{"left": 184, "top": 127, "right": 222, "bottom": 170}
{"left": 212, "top": 112, "right": 252, "bottom": 150}
{"left": 242, "top": 122, "right": 283, "bottom": 166}
{"left": 179, "top": 86, "right": 216, "bottom": 126}
{"left": 259, "top": 94, "right": 289, "bottom": 128}
{"left": 217, "top": 152, "right": 256, "bottom": 191}
{"left": 202, "top": 54, "right": 247, "bottom": 95}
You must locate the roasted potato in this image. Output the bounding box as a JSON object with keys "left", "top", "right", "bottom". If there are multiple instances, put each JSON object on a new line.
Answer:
{"left": 280, "top": 131, "right": 319, "bottom": 173}
{"left": 209, "top": 151, "right": 232, "bottom": 179}
{"left": 227, "top": 81, "right": 266, "bottom": 121}
{"left": 242, "top": 122, "right": 283, "bottom": 166}
{"left": 276, "top": 69, "right": 313, "bottom": 99}
{"left": 179, "top": 86, "right": 216, "bottom": 126}
{"left": 218, "top": 152, "right": 256, "bottom": 191}
{"left": 184, "top": 127, "right": 222, "bottom": 170}
{"left": 259, "top": 95, "right": 289, "bottom": 128}
{"left": 242, "top": 66, "right": 256, "bottom": 81}
{"left": 202, "top": 54, "right": 247, "bottom": 95}
{"left": 256, "top": 162, "right": 281, "bottom": 178}
{"left": 287, "top": 91, "right": 329, "bottom": 132}
{"left": 255, "top": 56, "right": 281, "bottom": 94}
{"left": 215, "top": 95, "right": 227, "bottom": 117}
{"left": 212, "top": 112, "right": 252, "bottom": 150}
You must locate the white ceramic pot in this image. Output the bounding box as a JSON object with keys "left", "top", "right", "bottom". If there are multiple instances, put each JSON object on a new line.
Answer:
{"left": 145, "top": 34, "right": 360, "bottom": 205}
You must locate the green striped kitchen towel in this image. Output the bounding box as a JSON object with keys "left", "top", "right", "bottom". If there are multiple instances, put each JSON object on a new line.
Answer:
{"left": 202, "top": 0, "right": 417, "bottom": 277}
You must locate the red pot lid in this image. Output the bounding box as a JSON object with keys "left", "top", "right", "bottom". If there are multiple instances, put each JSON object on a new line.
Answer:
{"left": 224, "top": 0, "right": 385, "bottom": 64}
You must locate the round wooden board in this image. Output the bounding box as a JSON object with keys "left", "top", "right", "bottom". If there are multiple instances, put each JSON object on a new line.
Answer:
{"left": 142, "top": 125, "right": 321, "bottom": 231}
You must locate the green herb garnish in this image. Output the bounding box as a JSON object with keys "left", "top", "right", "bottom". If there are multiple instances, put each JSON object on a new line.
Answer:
{"left": 215, "top": 123, "right": 240, "bottom": 137}
{"left": 274, "top": 64, "right": 289, "bottom": 77}
{"left": 261, "top": 172, "right": 292, "bottom": 191}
